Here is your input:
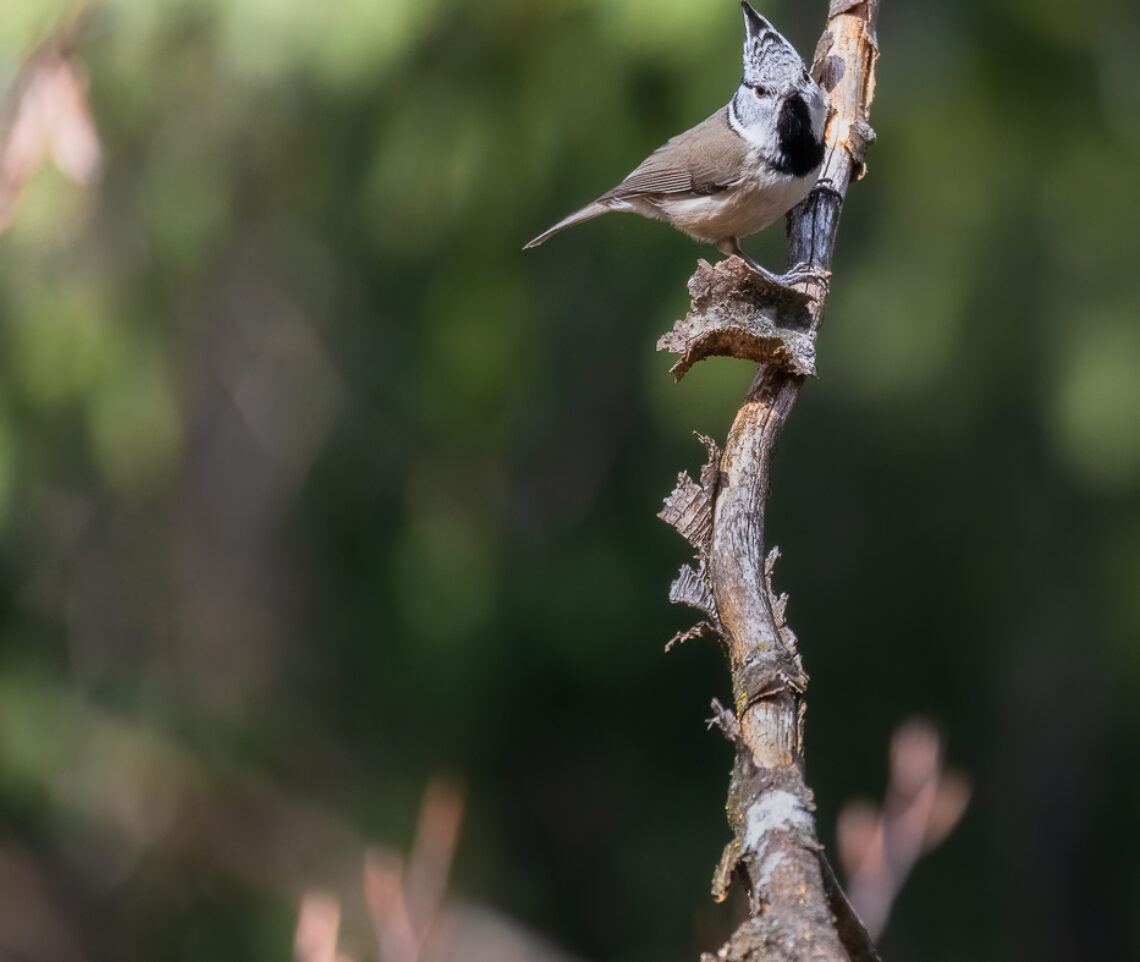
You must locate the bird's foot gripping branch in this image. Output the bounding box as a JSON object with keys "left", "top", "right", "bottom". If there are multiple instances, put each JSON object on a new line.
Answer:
{"left": 658, "top": 3, "right": 881, "bottom": 962}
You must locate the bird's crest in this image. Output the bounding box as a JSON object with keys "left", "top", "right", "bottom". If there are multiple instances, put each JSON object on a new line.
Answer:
{"left": 740, "top": 1, "right": 805, "bottom": 89}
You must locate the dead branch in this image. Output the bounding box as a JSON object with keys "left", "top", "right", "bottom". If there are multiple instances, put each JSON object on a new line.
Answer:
{"left": 658, "top": 3, "right": 882, "bottom": 961}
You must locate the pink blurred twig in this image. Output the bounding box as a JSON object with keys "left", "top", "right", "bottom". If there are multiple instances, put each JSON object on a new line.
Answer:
{"left": 366, "top": 778, "right": 465, "bottom": 962}
{"left": 294, "top": 778, "right": 465, "bottom": 962}
{"left": 295, "top": 892, "right": 355, "bottom": 962}
{"left": 837, "top": 718, "right": 971, "bottom": 940}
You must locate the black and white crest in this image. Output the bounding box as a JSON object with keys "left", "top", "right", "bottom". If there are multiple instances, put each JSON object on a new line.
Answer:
{"left": 740, "top": 1, "right": 807, "bottom": 90}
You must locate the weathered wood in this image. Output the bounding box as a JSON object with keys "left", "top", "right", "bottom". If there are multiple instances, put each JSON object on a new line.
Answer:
{"left": 657, "top": 261, "right": 816, "bottom": 379}
{"left": 660, "top": 3, "right": 881, "bottom": 961}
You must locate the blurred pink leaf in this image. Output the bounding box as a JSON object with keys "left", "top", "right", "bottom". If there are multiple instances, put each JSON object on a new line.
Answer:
{"left": 0, "top": 38, "right": 102, "bottom": 232}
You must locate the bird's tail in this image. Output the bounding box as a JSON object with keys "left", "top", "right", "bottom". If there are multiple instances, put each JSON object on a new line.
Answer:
{"left": 523, "top": 201, "right": 611, "bottom": 249}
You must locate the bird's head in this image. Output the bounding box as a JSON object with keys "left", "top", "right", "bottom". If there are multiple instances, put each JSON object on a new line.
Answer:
{"left": 732, "top": 2, "right": 827, "bottom": 154}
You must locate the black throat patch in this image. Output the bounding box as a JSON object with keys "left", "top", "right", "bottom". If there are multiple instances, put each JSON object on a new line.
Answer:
{"left": 773, "top": 93, "right": 824, "bottom": 177}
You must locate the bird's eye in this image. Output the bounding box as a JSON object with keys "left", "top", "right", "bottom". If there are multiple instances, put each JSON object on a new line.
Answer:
{"left": 753, "top": 85, "right": 770, "bottom": 98}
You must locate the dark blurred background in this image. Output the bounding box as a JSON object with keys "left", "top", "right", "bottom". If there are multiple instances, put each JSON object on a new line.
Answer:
{"left": 1, "top": 0, "right": 1139, "bottom": 960}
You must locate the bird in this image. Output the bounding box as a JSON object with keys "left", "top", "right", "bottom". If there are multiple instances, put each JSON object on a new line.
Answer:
{"left": 524, "top": 1, "right": 828, "bottom": 285}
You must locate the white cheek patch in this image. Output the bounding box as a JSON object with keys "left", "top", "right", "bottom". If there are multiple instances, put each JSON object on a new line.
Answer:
{"left": 728, "top": 94, "right": 778, "bottom": 152}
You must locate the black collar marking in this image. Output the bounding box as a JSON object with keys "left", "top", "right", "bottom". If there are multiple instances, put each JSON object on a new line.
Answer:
{"left": 773, "top": 93, "right": 824, "bottom": 177}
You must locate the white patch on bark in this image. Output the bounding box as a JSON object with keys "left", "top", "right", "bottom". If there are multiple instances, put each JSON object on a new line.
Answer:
{"left": 755, "top": 848, "right": 789, "bottom": 886}
{"left": 743, "top": 790, "right": 812, "bottom": 851}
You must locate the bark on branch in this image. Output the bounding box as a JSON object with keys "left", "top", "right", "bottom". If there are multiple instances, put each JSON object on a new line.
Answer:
{"left": 658, "top": 3, "right": 881, "bottom": 960}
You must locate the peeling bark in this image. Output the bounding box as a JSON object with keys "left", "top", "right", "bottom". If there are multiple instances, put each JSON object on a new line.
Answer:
{"left": 658, "top": 3, "right": 882, "bottom": 961}
{"left": 657, "top": 262, "right": 816, "bottom": 380}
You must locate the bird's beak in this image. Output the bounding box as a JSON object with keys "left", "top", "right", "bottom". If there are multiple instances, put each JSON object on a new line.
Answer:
{"left": 741, "top": 1, "right": 773, "bottom": 42}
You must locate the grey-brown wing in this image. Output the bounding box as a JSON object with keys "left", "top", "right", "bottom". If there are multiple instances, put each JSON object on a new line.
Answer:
{"left": 603, "top": 107, "right": 750, "bottom": 200}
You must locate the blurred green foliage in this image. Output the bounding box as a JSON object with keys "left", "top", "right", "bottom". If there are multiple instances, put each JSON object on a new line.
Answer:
{"left": 1, "top": 0, "right": 1139, "bottom": 960}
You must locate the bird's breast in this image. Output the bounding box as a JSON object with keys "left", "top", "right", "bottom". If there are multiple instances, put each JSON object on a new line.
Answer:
{"left": 655, "top": 165, "right": 818, "bottom": 244}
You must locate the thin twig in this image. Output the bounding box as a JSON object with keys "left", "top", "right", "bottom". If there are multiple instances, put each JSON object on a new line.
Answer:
{"left": 819, "top": 853, "right": 883, "bottom": 962}
{"left": 364, "top": 778, "right": 466, "bottom": 962}
{"left": 295, "top": 892, "right": 352, "bottom": 962}
{"left": 837, "top": 719, "right": 971, "bottom": 940}
{"left": 405, "top": 779, "right": 466, "bottom": 943}
{"left": 293, "top": 779, "right": 466, "bottom": 962}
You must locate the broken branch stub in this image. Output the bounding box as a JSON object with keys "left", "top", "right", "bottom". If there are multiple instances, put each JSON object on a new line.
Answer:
{"left": 656, "top": 259, "right": 817, "bottom": 381}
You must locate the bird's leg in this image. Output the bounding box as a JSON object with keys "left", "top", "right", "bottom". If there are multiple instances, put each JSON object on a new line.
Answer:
{"left": 719, "top": 238, "right": 830, "bottom": 292}
{"left": 718, "top": 239, "right": 784, "bottom": 285}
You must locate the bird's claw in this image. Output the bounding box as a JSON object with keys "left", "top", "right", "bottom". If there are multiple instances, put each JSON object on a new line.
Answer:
{"left": 808, "top": 177, "right": 844, "bottom": 202}
{"left": 735, "top": 256, "right": 830, "bottom": 295}
{"left": 777, "top": 261, "right": 832, "bottom": 290}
